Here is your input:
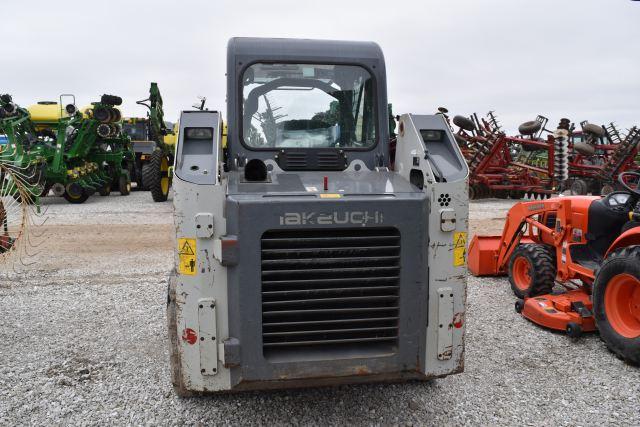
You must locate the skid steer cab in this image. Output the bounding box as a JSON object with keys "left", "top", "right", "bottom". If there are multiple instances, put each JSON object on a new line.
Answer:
{"left": 167, "top": 37, "right": 469, "bottom": 395}
{"left": 469, "top": 171, "right": 640, "bottom": 365}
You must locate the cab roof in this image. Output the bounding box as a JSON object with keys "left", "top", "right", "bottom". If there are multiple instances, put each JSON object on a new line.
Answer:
{"left": 227, "top": 37, "right": 385, "bottom": 63}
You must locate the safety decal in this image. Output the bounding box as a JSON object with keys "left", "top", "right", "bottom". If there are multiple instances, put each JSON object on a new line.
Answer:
{"left": 178, "top": 238, "right": 197, "bottom": 275}
{"left": 453, "top": 231, "right": 467, "bottom": 267}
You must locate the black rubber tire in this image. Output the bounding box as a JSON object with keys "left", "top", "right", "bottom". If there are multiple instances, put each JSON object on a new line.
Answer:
{"left": 118, "top": 174, "right": 131, "bottom": 196}
{"left": 583, "top": 123, "right": 605, "bottom": 137}
{"left": 143, "top": 150, "right": 170, "bottom": 202}
{"left": 519, "top": 121, "right": 542, "bottom": 136}
{"left": 139, "top": 163, "right": 152, "bottom": 191}
{"left": 167, "top": 271, "right": 197, "bottom": 397}
{"left": 592, "top": 246, "right": 640, "bottom": 365}
{"left": 508, "top": 244, "right": 556, "bottom": 299}
{"left": 566, "top": 322, "right": 583, "bottom": 339}
{"left": 99, "top": 184, "right": 111, "bottom": 197}
{"left": 570, "top": 179, "right": 589, "bottom": 195}
{"left": 515, "top": 299, "right": 525, "bottom": 313}
{"left": 63, "top": 188, "right": 89, "bottom": 204}
{"left": 453, "top": 115, "right": 475, "bottom": 132}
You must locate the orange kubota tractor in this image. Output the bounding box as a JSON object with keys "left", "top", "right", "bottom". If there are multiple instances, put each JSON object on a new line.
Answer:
{"left": 469, "top": 171, "right": 640, "bottom": 364}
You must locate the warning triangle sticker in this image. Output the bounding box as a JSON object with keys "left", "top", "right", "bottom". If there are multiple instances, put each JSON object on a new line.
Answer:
{"left": 454, "top": 233, "right": 466, "bottom": 248}
{"left": 179, "top": 241, "right": 195, "bottom": 255}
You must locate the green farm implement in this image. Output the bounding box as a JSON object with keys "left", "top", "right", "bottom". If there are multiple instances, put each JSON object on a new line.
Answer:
{"left": 0, "top": 93, "right": 134, "bottom": 204}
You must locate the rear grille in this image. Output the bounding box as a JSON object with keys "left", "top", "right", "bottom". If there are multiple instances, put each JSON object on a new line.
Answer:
{"left": 281, "top": 152, "right": 307, "bottom": 170}
{"left": 261, "top": 227, "right": 400, "bottom": 355}
{"left": 277, "top": 150, "right": 346, "bottom": 171}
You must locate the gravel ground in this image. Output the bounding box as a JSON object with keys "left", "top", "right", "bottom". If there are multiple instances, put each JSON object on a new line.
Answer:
{"left": 1, "top": 194, "right": 639, "bottom": 425}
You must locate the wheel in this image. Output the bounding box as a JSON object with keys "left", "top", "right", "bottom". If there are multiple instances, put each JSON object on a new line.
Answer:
{"left": 508, "top": 244, "right": 556, "bottom": 299}
{"left": 574, "top": 141, "right": 596, "bottom": 156}
{"left": 40, "top": 184, "right": 52, "bottom": 197}
{"left": 566, "top": 322, "right": 583, "bottom": 339}
{"left": 63, "top": 183, "right": 89, "bottom": 204}
{"left": 139, "top": 163, "right": 152, "bottom": 191}
{"left": 118, "top": 174, "right": 131, "bottom": 196}
{"left": 167, "top": 271, "right": 197, "bottom": 397}
{"left": 583, "top": 123, "right": 605, "bottom": 137}
{"left": 515, "top": 299, "right": 525, "bottom": 313}
{"left": 592, "top": 246, "right": 640, "bottom": 365}
{"left": 143, "top": 150, "right": 170, "bottom": 202}
{"left": 519, "top": 120, "right": 542, "bottom": 136}
{"left": 99, "top": 184, "right": 111, "bottom": 197}
{"left": 570, "top": 179, "right": 589, "bottom": 195}
{"left": 453, "top": 115, "right": 475, "bottom": 132}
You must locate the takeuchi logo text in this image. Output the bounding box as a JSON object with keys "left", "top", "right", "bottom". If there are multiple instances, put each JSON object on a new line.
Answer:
{"left": 279, "top": 211, "right": 384, "bottom": 226}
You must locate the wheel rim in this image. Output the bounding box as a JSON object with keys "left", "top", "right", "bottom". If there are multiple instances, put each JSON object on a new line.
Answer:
{"left": 604, "top": 273, "right": 640, "bottom": 339}
{"left": 160, "top": 157, "right": 169, "bottom": 195}
{"left": 512, "top": 257, "right": 532, "bottom": 291}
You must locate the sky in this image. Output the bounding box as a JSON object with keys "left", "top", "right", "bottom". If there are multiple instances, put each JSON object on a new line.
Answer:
{"left": 2, "top": 0, "right": 639, "bottom": 133}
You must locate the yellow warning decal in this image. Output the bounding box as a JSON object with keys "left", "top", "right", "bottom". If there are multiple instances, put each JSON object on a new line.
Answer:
{"left": 178, "top": 238, "right": 197, "bottom": 275}
{"left": 453, "top": 231, "right": 467, "bottom": 267}
{"left": 319, "top": 193, "right": 342, "bottom": 199}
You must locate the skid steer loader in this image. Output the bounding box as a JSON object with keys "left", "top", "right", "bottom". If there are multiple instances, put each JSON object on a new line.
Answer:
{"left": 167, "top": 37, "right": 469, "bottom": 395}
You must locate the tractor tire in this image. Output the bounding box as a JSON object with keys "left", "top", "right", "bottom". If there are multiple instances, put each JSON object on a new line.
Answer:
{"left": 592, "top": 246, "right": 640, "bottom": 365}
{"left": 518, "top": 120, "right": 542, "bottom": 136}
{"left": 570, "top": 179, "right": 589, "bottom": 195}
{"left": 508, "top": 244, "right": 556, "bottom": 299}
{"left": 144, "top": 150, "right": 170, "bottom": 202}
{"left": 583, "top": 123, "right": 605, "bottom": 137}
{"left": 63, "top": 188, "right": 90, "bottom": 204}
{"left": 140, "top": 163, "right": 152, "bottom": 191}
{"left": 118, "top": 174, "right": 131, "bottom": 196}
{"left": 99, "top": 184, "right": 111, "bottom": 197}
{"left": 453, "top": 115, "right": 475, "bottom": 132}
{"left": 167, "top": 270, "right": 197, "bottom": 397}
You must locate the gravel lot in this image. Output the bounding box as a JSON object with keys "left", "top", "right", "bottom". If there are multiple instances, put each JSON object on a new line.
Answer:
{"left": 1, "top": 193, "right": 639, "bottom": 425}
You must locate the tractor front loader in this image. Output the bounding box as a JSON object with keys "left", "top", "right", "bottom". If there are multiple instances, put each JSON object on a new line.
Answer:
{"left": 469, "top": 171, "right": 640, "bottom": 364}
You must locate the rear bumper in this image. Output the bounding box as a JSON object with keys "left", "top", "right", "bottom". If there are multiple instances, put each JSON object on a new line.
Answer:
{"left": 225, "top": 194, "right": 430, "bottom": 388}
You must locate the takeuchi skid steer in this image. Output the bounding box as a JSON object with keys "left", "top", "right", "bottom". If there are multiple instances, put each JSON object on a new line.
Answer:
{"left": 167, "top": 37, "right": 469, "bottom": 395}
{"left": 468, "top": 172, "right": 640, "bottom": 364}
